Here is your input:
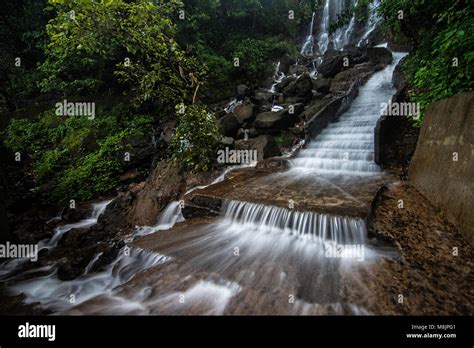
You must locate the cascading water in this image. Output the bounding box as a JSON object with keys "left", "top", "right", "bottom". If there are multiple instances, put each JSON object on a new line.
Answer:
{"left": 0, "top": 200, "right": 112, "bottom": 280}
{"left": 302, "top": 0, "right": 380, "bottom": 55}
{"left": 317, "top": 0, "right": 331, "bottom": 53}
{"left": 300, "top": 12, "right": 316, "bottom": 56}
{"left": 269, "top": 61, "right": 285, "bottom": 93}
{"left": 357, "top": 1, "right": 380, "bottom": 46}
{"left": 43, "top": 200, "right": 112, "bottom": 249}
{"left": 290, "top": 52, "right": 406, "bottom": 176}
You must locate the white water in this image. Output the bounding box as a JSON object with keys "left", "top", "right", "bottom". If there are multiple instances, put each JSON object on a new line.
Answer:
{"left": 0, "top": 200, "right": 112, "bottom": 280}
{"left": 42, "top": 200, "right": 112, "bottom": 249}
{"left": 134, "top": 201, "right": 185, "bottom": 237}
{"left": 1, "top": 196, "right": 178, "bottom": 313}
{"left": 289, "top": 52, "right": 406, "bottom": 176}
{"left": 222, "top": 200, "right": 366, "bottom": 245}
{"left": 269, "top": 61, "right": 285, "bottom": 93}
{"left": 357, "top": 1, "right": 380, "bottom": 46}
{"left": 7, "top": 248, "right": 169, "bottom": 312}
{"left": 1, "top": 51, "right": 404, "bottom": 315}
{"left": 300, "top": 12, "right": 316, "bottom": 55}
{"left": 301, "top": 0, "right": 381, "bottom": 55}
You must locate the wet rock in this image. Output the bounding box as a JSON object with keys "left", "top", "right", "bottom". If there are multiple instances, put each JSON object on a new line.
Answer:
{"left": 274, "top": 75, "right": 297, "bottom": 93}
{"left": 300, "top": 98, "right": 333, "bottom": 121}
{"left": 312, "top": 77, "right": 332, "bottom": 94}
{"left": 317, "top": 51, "right": 346, "bottom": 78}
{"left": 282, "top": 73, "right": 313, "bottom": 101}
{"left": 127, "top": 160, "right": 186, "bottom": 226}
{"left": 333, "top": 63, "right": 374, "bottom": 82}
{"left": 218, "top": 113, "right": 241, "bottom": 137}
{"left": 283, "top": 96, "right": 307, "bottom": 104}
{"left": 252, "top": 89, "right": 273, "bottom": 105}
{"left": 392, "top": 56, "right": 408, "bottom": 90}
{"left": 253, "top": 107, "right": 300, "bottom": 134}
{"left": 256, "top": 158, "right": 289, "bottom": 170}
{"left": 330, "top": 64, "right": 374, "bottom": 93}
{"left": 235, "top": 135, "right": 281, "bottom": 161}
{"left": 90, "top": 241, "right": 125, "bottom": 273}
{"left": 233, "top": 102, "right": 254, "bottom": 123}
{"left": 119, "top": 168, "right": 140, "bottom": 184}
{"left": 61, "top": 205, "right": 90, "bottom": 222}
{"left": 288, "top": 64, "right": 309, "bottom": 76}
{"left": 220, "top": 137, "right": 234, "bottom": 147}
{"left": 57, "top": 255, "right": 92, "bottom": 281}
{"left": 237, "top": 127, "right": 260, "bottom": 140}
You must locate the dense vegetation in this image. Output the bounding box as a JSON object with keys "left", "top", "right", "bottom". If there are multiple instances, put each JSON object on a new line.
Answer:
{"left": 0, "top": 0, "right": 311, "bottom": 202}
{"left": 0, "top": 0, "right": 472, "bottom": 203}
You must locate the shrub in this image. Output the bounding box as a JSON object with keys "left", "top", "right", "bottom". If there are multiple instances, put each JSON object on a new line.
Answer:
{"left": 172, "top": 103, "right": 221, "bottom": 171}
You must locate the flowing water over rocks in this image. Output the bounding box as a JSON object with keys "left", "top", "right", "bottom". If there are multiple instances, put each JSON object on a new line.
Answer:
{"left": 0, "top": 52, "right": 403, "bottom": 315}
{"left": 1, "top": 49, "right": 472, "bottom": 315}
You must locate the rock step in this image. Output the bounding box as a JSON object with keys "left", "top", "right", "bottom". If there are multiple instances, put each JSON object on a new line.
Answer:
{"left": 291, "top": 158, "right": 380, "bottom": 172}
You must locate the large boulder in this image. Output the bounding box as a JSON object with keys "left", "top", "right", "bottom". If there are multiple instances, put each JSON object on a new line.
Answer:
{"left": 233, "top": 102, "right": 254, "bottom": 123}
{"left": 317, "top": 48, "right": 366, "bottom": 78}
{"left": 288, "top": 64, "right": 309, "bottom": 76}
{"left": 274, "top": 75, "right": 297, "bottom": 93}
{"left": 392, "top": 56, "right": 408, "bottom": 90}
{"left": 282, "top": 73, "right": 313, "bottom": 100}
{"left": 317, "top": 52, "right": 345, "bottom": 78}
{"left": 218, "top": 113, "right": 241, "bottom": 137}
{"left": 253, "top": 108, "right": 299, "bottom": 133}
{"left": 127, "top": 160, "right": 185, "bottom": 226}
{"left": 252, "top": 89, "right": 273, "bottom": 105}
{"left": 235, "top": 135, "right": 281, "bottom": 161}
{"left": 409, "top": 92, "right": 474, "bottom": 245}
{"left": 312, "top": 77, "right": 332, "bottom": 94}
{"left": 330, "top": 64, "right": 374, "bottom": 93}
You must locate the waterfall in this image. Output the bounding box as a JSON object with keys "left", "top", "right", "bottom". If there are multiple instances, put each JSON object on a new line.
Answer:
{"left": 0, "top": 200, "right": 112, "bottom": 280}
{"left": 317, "top": 0, "right": 330, "bottom": 53}
{"left": 269, "top": 61, "right": 285, "bottom": 93}
{"left": 7, "top": 248, "right": 169, "bottom": 313}
{"left": 222, "top": 200, "right": 366, "bottom": 245}
{"left": 302, "top": 0, "right": 379, "bottom": 55}
{"left": 357, "top": 1, "right": 380, "bottom": 46}
{"left": 134, "top": 201, "right": 185, "bottom": 237}
{"left": 43, "top": 200, "right": 112, "bottom": 249}
{"left": 289, "top": 52, "right": 406, "bottom": 176}
{"left": 300, "top": 12, "right": 316, "bottom": 56}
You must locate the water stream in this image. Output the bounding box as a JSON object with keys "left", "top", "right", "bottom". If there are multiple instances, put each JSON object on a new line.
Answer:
{"left": 1, "top": 49, "right": 405, "bottom": 316}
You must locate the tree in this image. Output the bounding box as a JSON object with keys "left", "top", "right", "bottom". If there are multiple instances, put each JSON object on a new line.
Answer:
{"left": 39, "top": 0, "right": 205, "bottom": 109}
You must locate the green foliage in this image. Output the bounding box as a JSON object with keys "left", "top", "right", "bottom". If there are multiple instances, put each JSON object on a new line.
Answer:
{"left": 5, "top": 106, "right": 153, "bottom": 201}
{"left": 172, "top": 103, "right": 221, "bottom": 171}
{"left": 231, "top": 37, "right": 294, "bottom": 83}
{"left": 378, "top": 0, "right": 473, "bottom": 121}
{"left": 39, "top": 0, "right": 204, "bottom": 108}
{"left": 0, "top": 0, "right": 49, "bottom": 111}
{"left": 176, "top": 0, "right": 304, "bottom": 101}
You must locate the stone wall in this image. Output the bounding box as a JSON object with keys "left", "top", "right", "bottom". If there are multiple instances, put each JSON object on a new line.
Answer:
{"left": 409, "top": 92, "right": 474, "bottom": 245}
